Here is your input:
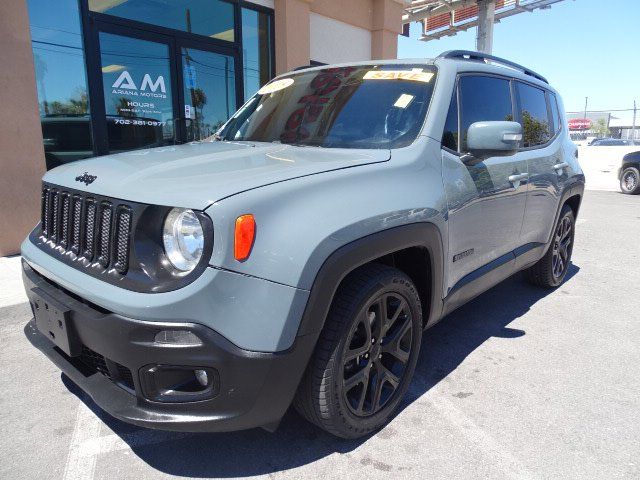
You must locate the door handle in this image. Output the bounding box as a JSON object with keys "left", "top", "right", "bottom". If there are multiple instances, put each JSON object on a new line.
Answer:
{"left": 553, "top": 162, "right": 569, "bottom": 171}
{"left": 508, "top": 173, "right": 529, "bottom": 183}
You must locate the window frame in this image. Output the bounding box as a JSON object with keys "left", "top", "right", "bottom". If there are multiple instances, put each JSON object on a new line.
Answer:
{"left": 442, "top": 72, "right": 517, "bottom": 156}
{"left": 76, "top": 0, "right": 275, "bottom": 156}
{"left": 240, "top": 1, "right": 276, "bottom": 100}
{"left": 546, "top": 91, "right": 562, "bottom": 136}
{"left": 440, "top": 76, "right": 460, "bottom": 154}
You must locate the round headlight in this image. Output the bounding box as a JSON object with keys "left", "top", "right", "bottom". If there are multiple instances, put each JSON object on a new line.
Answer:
{"left": 162, "top": 208, "right": 204, "bottom": 272}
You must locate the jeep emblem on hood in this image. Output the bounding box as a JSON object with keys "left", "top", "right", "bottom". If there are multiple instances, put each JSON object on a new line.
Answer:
{"left": 75, "top": 172, "right": 97, "bottom": 186}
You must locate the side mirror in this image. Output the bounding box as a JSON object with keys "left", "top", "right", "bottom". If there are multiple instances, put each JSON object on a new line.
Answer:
{"left": 463, "top": 121, "right": 523, "bottom": 164}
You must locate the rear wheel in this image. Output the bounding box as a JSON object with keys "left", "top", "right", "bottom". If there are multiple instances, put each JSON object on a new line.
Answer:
{"left": 526, "top": 204, "right": 575, "bottom": 288}
{"left": 294, "top": 264, "right": 422, "bottom": 439}
{"left": 620, "top": 166, "right": 640, "bottom": 194}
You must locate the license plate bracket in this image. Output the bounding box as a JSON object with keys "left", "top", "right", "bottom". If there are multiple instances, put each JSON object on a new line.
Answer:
{"left": 32, "top": 287, "right": 81, "bottom": 357}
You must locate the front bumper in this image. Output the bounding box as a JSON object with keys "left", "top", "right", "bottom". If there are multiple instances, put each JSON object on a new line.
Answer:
{"left": 21, "top": 236, "right": 309, "bottom": 352}
{"left": 23, "top": 261, "right": 316, "bottom": 432}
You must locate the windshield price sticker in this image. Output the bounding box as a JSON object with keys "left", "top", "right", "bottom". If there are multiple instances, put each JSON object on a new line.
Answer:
{"left": 363, "top": 70, "right": 434, "bottom": 83}
{"left": 393, "top": 94, "right": 415, "bottom": 109}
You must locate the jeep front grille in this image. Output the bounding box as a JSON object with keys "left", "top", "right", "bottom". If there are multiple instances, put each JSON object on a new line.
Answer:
{"left": 40, "top": 185, "right": 132, "bottom": 274}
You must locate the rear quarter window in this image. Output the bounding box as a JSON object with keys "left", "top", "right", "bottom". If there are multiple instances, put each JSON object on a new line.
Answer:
{"left": 515, "top": 81, "right": 552, "bottom": 147}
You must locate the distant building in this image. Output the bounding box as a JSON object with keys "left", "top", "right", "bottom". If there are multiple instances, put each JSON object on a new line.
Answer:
{"left": 566, "top": 111, "right": 638, "bottom": 142}
{"left": 566, "top": 111, "right": 611, "bottom": 141}
{"left": 609, "top": 116, "right": 639, "bottom": 142}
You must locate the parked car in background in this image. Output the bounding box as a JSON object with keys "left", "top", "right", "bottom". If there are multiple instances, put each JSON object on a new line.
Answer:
{"left": 590, "top": 138, "right": 633, "bottom": 146}
{"left": 619, "top": 151, "right": 640, "bottom": 194}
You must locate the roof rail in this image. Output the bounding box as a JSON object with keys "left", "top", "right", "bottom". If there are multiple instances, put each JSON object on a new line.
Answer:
{"left": 437, "top": 50, "right": 548, "bottom": 84}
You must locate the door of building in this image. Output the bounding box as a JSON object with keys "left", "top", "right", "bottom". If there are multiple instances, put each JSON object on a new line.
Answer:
{"left": 88, "top": 22, "right": 239, "bottom": 154}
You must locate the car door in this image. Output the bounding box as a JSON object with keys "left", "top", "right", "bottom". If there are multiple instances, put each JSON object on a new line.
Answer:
{"left": 441, "top": 74, "right": 528, "bottom": 293}
{"left": 515, "top": 83, "right": 568, "bottom": 247}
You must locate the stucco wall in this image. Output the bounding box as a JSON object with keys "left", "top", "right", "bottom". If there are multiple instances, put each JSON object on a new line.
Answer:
{"left": 275, "top": 0, "right": 403, "bottom": 73}
{"left": 310, "top": 13, "right": 372, "bottom": 64}
{"left": 0, "top": 0, "right": 45, "bottom": 256}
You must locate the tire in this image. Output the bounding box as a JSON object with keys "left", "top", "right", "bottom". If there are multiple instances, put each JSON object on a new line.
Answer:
{"left": 620, "top": 166, "right": 640, "bottom": 194}
{"left": 294, "top": 263, "right": 422, "bottom": 439}
{"left": 526, "top": 204, "right": 575, "bottom": 288}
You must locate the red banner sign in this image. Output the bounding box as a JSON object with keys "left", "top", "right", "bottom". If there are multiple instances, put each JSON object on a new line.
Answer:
{"left": 568, "top": 118, "right": 592, "bottom": 130}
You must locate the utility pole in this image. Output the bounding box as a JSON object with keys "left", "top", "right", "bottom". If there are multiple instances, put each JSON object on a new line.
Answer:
{"left": 583, "top": 96, "right": 588, "bottom": 137}
{"left": 632, "top": 100, "right": 637, "bottom": 144}
{"left": 583, "top": 97, "right": 588, "bottom": 120}
{"left": 476, "top": 0, "right": 495, "bottom": 54}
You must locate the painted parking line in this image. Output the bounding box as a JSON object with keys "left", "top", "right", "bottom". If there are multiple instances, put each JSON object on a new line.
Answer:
{"left": 63, "top": 401, "right": 192, "bottom": 480}
{"left": 63, "top": 403, "right": 103, "bottom": 480}
{"left": 0, "top": 256, "right": 28, "bottom": 308}
{"left": 427, "top": 396, "right": 541, "bottom": 480}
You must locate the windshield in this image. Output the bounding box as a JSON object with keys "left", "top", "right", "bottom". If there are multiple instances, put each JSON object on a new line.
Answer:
{"left": 217, "top": 64, "right": 437, "bottom": 149}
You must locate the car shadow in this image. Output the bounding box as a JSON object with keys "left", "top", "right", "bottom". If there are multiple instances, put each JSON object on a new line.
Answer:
{"left": 63, "top": 264, "right": 579, "bottom": 478}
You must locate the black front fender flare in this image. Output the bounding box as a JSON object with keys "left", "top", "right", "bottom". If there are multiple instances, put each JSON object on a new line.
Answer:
{"left": 296, "top": 222, "right": 445, "bottom": 339}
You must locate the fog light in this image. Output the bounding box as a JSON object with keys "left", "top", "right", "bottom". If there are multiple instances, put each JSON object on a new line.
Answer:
{"left": 154, "top": 330, "right": 202, "bottom": 346}
{"left": 194, "top": 369, "right": 208, "bottom": 386}
{"left": 140, "top": 365, "right": 218, "bottom": 403}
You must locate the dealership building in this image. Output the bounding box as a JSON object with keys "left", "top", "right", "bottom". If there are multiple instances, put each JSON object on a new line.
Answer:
{"left": 0, "top": 0, "right": 406, "bottom": 255}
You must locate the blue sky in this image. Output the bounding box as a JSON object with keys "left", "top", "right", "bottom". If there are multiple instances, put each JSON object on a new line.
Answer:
{"left": 398, "top": 0, "right": 640, "bottom": 115}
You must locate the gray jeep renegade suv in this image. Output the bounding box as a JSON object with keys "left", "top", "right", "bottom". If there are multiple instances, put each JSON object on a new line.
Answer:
{"left": 22, "top": 51, "right": 584, "bottom": 439}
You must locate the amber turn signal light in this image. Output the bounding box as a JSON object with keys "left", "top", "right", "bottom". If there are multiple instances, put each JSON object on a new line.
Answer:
{"left": 234, "top": 214, "right": 256, "bottom": 261}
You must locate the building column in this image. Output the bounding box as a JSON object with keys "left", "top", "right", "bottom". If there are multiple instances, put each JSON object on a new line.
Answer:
{"left": 371, "top": 0, "right": 404, "bottom": 60}
{"left": 274, "top": 0, "right": 314, "bottom": 74}
{"left": 0, "top": 0, "right": 45, "bottom": 256}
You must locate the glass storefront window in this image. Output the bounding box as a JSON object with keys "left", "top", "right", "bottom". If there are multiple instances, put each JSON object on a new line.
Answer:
{"left": 89, "top": 0, "right": 235, "bottom": 42}
{"left": 241, "top": 7, "right": 273, "bottom": 99}
{"left": 99, "top": 32, "right": 175, "bottom": 153}
{"left": 182, "top": 48, "right": 236, "bottom": 142}
{"left": 27, "top": 0, "right": 93, "bottom": 169}
{"left": 28, "top": 0, "right": 273, "bottom": 163}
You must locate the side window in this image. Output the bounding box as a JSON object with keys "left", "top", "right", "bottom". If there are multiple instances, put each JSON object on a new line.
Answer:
{"left": 548, "top": 92, "right": 561, "bottom": 134}
{"left": 516, "top": 82, "right": 551, "bottom": 147}
{"left": 441, "top": 91, "right": 458, "bottom": 151}
{"left": 459, "top": 75, "right": 513, "bottom": 151}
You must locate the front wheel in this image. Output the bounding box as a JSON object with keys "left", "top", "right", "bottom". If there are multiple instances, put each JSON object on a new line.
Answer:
{"left": 620, "top": 166, "right": 640, "bottom": 194}
{"left": 526, "top": 204, "right": 575, "bottom": 288}
{"left": 294, "top": 264, "right": 422, "bottom": 439}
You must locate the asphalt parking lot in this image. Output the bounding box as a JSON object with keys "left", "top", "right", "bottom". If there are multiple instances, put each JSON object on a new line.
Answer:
{"left": 1, "top": 189, "right": 639, "bottom": 480}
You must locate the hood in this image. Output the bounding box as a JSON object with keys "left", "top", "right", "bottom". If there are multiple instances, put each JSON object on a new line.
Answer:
{"left": 43, "top": 142, "right": 390, "bottom": 209}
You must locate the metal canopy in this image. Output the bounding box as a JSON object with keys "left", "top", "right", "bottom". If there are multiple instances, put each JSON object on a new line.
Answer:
{"left": 403, "top": 0, "right": 567, "bottom": 42}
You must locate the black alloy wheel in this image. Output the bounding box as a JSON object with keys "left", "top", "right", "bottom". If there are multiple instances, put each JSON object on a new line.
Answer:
{"left": 526, "top": 204, "right": 575, "bottom": 288}
{"left": 294, "top": 264, "right": 422, "bottom": 439}
{"left": 551, "top": 214, "right": 573, "bottom": 280}
{"left": 342, "top": 292, "right": 413, "bottom": 417}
